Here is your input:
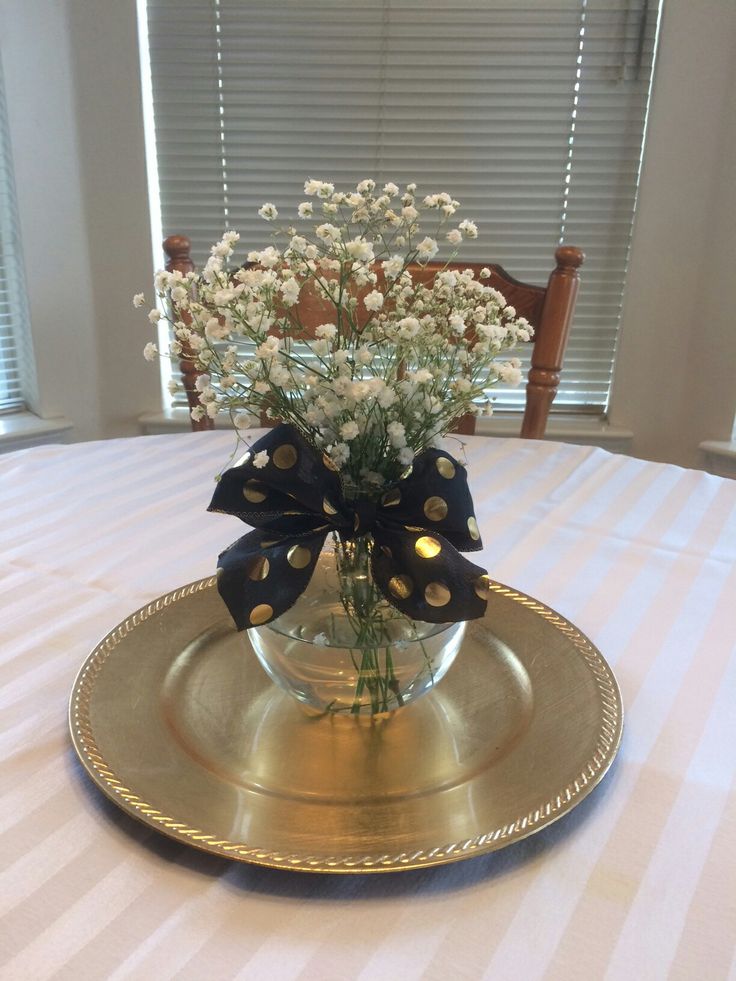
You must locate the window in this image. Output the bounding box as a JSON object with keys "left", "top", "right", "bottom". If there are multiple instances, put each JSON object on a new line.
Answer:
{"left": 0, "top": 53, "right": 30, "bottom": 414}
{"left": 143, "top": 0, "right": 659, "bottom": 414}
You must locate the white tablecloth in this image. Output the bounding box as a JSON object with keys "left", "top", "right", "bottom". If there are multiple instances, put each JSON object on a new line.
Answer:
{"left": 1, "top": 432, "right": 735, "bottom": 980}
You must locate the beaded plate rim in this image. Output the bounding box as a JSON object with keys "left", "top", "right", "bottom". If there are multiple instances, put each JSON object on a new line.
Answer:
{"left": 69, "top": 577, "right": 623, "bottom": 874}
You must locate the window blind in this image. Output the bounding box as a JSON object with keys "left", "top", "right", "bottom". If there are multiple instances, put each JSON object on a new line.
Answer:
{"left": 146, "top": 0, "right": 659, "bottom": 413}
{"left": 0, "top": 54, "right": 29, "bottom": 414}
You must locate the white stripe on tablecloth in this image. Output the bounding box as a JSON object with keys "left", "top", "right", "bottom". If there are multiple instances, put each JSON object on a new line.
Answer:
{"left": 606, "top": 634, "right": 736, "bottom": 979}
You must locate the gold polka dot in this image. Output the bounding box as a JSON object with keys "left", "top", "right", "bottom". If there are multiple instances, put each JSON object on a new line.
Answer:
{"left": 382, "top": 489, "right": 401, "bottom": 507}
{"left": 474, "top": 574, "right": 491, "bottom": 600}
{"left": 467, "top": 516, "right": 480, "bottom": 541}
{"left": 287, "top": 544, "right": 311, "bottom": 569}
{"left": 249, "top": 603, "right": 273, "bottom": 625}
{"left": 436, "top": 457, "right": 456, "bottom": 479}
{"left": 273, "top": 443, "right": 298, "bottom": 469}
{"left": 388, "top": 574, "right": 413, "bottom": 600}
{"left": 322, "top": 452, "right": 339, "bottom": 472}
{"left": 323, "top": 498, "right": 337, "bottom": 515}
{"left": 415, "top": 535, "right": 442, "bottom": 559}
{"left": 244, "top": 480, "right": 267, "bottom": 504}
{"left": 424, "top": 496, "right": 448, "bottom": 522}
{"left": 246, "top": 556, "right": 270, "bottom": 581}
{"left": 380, "top": 545, "right": 393, "bottom": 559}
{"left": 425, "top": 581, "right": 451, "bottom": 607}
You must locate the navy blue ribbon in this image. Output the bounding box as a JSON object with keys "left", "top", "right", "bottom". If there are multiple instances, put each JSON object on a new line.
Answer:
{"left": 208, "top": 424, "right": 489, "bottom": 629}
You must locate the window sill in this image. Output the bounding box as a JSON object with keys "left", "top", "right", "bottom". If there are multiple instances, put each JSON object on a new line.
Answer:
{"left": 141, "top": 408, "right": 633, "bottom": 452}
{"left": 700, "top": 440, "right": 736, "bottom": 478}
{"left": 0, "top": 412, "right": 74, "bottom": 453}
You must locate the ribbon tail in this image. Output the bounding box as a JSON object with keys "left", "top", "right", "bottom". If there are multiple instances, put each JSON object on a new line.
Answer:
{"left": 371, "top": 527, "right": 488, "bottom": 624}
{"left": 216, "top": 527, "right": 328, "bottom": 630}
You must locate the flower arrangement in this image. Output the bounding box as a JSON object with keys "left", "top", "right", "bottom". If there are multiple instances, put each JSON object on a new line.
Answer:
{"left": 140, "top": 178, "right": 531, "bottom": 495}
{"left": 139, "top": 179, "right": 534, "bottom": 716}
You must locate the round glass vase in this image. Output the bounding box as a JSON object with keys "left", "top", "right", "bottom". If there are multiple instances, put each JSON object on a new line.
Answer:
{"left": 249, "top": 536, "right": 465, "bottom": 717}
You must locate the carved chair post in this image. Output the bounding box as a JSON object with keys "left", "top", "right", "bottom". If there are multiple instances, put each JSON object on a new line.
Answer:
{"left": 520, "top": 245, "right": 584, "bottom": 439}
{"left": 163, "top": 234, "right": 215, "bottom": 432}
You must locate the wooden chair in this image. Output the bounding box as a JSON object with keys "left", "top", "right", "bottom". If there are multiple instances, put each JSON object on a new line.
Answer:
{"left": 163, "top": 235, "right": 584, "bottom": 439}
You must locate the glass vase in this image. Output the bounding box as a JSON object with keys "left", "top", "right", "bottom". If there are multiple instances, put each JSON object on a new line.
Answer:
{"left": 249, "top": 535, "right": 465, "bottom": 716}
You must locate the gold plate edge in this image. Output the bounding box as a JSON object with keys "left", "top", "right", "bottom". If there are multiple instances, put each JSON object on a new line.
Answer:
{"left": 68, "top": 577, "right": 624, "bottom": 874}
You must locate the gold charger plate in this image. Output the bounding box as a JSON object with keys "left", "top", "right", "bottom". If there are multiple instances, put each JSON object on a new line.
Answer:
{"left": 69, "top": 577, "right": 623, "bottom": 874}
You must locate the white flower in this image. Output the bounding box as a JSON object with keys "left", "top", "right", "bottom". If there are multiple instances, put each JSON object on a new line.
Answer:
{"left": 397, "top": 316, "right": 421, "bottom": 340}
{"left": 340, "top": 420, "right": 360, "bottom": 441}
{"left": 253, "top": 450, "right": 269, "bottom": 469}
{"left": 454, "top": 377, "right": 472, "bottom": 393}
{"left": 356, "top": 346, "right": 373, "bottom": 366}
{"left": 258, "top": 202, "right": 278, "bottom": 220}
{"left": 190, "top": 406, "right": 205, "bottom": 422}
{"left": 344, "top": 237, "right": 375, "bottom": 263}
{"left": 416, "top": 237, "right": 439, "bottom": 261}
{"left": 398, "top": 447, "right": 415, "bottom": 466}
{"left": 446, "top": 229, "right": 463, "bottom": 246}
{"left": 413, "top": 368, "right": 433, "bottom": 385}
{"left": 330, "top": 442, "right": 350, "bottom": 467}
{"left": 387, "top": 420, "right": 407, "bottom": 448}
{"left": 377, "top": 387, "right": 397, "bottom": 409}
{"left": 459, "top": 219, "right": 478, "bottom": 239}
{"left": 498, "top": 363, "right": 523, "bottom": 386}
{"left": 288, "top": 235, "right": 308, "bottom": 254}
{"left": 194, "top": 373, "right": 212, "bottom": 392}
{"left": 304, "top": 179, "right": 322, "bottom": 196}
{"left": 297, "top": 201, "right": 313, "bottom": 218}
{"left": 383, "top": 182, "right": 399, "bottom": 197}
{"left": 382, "top": 255, "right": 404, "bottom": 279}
{"left": 401, "top": 205, "right": 419, "bottom": 222}
{"left": 133, "top": 293, "right": 145, "bottom": 308}
{"left": 167, "top": 379, "right": 179, "bottom": 395}
{"left": 147, "top": 308, "right": 161, "bottom": 324}
{"left": 363, "top": 290, "right": 384, "bottom": 312}
{"left": 205, "top": 317, "right": 229, "bottom": 340}
{"left": 315, "top": 323, "right": 337, "bottom": 341}
{"left": 316, "top": 223, "right": 340, "bottom": 243}
{"left": 357, "top": 178, "right": 376, "bottom": 194}
{"left": 143, "top": 342, "right": 158, "bottom": 361}
{"left": 480, "top": 267, "right": 491, "bottom": 279}
{"left": 279, "top": 278, "right": 301, "bottom": 306}
{"left": 449, "top": 314, "right": 467, "bottom": 337}
{"left": 255, "top": 335, "right": 281, "bottom": 359}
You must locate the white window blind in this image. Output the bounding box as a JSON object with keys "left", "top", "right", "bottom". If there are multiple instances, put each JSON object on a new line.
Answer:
{"left": 0, "top": 54, "right": 29, "bottom": 414}
{"left": 145, "top": 0, "right": 659, "bottom": 413}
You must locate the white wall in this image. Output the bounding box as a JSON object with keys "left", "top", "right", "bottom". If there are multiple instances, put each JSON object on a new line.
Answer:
{"left": 1, "top": 0, "right": 734, "bottom": 465}
{"left": 0, "top": 0, "right": 160, "bottom": 441}
{"left": 610, "top": 0, "right": 736, "bottom": 469}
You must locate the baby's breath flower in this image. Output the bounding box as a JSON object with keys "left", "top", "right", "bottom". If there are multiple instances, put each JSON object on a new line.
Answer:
{"left": 253, "top": 450, "right": 269, "bottom": 469}
{"left": 258, "top": 202, "right": 278, "bottom": 220}
{"left": 147, "top": 308, "right": 161, "bottom": 324}
{"left": 139, "top": 179, "right": 530, "bottom": 492}
{"left": 143, "top": 342, "right": 158, "bottom": 361}
{"left": 133, "top": 293, "right": 145, "bottom": 308}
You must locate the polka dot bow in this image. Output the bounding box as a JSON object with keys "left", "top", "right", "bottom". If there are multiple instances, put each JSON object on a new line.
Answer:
{"left": 208, "top": 424, "right": 490, "bottom": 629}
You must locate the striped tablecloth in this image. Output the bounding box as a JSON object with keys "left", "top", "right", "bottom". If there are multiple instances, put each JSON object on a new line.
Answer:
{"left": 1, "top": 432, "right": 735, "bottom": 980}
